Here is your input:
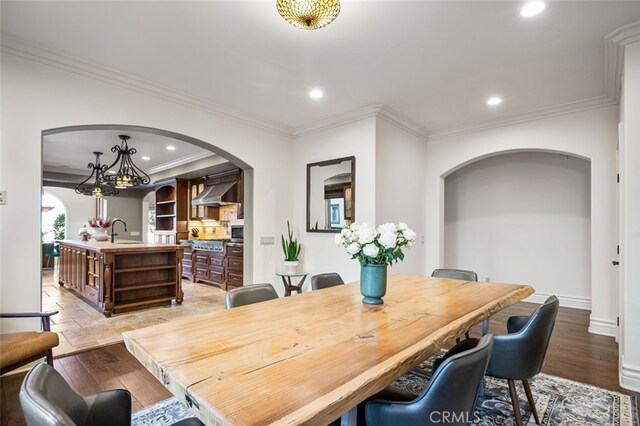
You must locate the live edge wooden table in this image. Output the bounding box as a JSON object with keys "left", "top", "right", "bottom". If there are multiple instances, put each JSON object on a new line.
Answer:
{"left": 123, "top": 274, "right": 533, "bottom": 426}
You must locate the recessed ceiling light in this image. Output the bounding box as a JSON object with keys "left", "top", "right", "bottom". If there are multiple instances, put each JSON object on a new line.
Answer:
{"left": 166, "top": 146, "right": 176, "bottom": 151}
{"left": 108, "top": 170, "right": 116, "bottom": 174}
{"left": 521, "top": 1, "right": 546, "bottom": 17}
{"left": 487, "top": 97, "right": 503, "bottom": 106}
{"left": 141, "top": 156, "right": 151, "bottom": 161}
{"left": 309, "top": 89, "right": 324, "bottom": 99}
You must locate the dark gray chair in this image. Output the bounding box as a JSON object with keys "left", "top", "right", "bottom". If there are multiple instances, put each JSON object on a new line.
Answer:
{"left": 19, "top": 363, "right": 204, "bottom": 426}
{"left": 225, "top": 283, "right": 278, "bottom": 309}
{"left": 485, "top": 295, "right": 559, "bottom": 426}
{"left": 356, "top": 334, "right": 493, "bottom": 426}
{"left": 310, "top": 273, "right": 344, "bottom": 291}
{"left": 431, "top": 268, "right": 485, "bottom": 338}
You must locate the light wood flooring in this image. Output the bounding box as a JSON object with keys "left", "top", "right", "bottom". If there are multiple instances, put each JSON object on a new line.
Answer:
{"left": 2, "top": 301, "right": 638, "bottom": 425}
{"left": 41, "top": 269, "right": 227, "bottom": 356}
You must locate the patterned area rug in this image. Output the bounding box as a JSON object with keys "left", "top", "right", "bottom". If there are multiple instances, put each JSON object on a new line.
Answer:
{"left": 132, "top": 355, "right": 638, "bottom": 426}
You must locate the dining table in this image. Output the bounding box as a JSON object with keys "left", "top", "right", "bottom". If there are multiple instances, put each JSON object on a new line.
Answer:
{"left": 123, "top": 274, "right": 534, "bottom": 425}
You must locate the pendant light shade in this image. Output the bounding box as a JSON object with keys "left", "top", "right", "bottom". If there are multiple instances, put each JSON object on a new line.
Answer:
{"left": 276, "top": 0, "right": 340, "bottom": 30}
{"left": 75, "top": 152, "right": 119, "bottom": 198}
{"left": 103, "top": 135, "right": 150, "bottom": 189}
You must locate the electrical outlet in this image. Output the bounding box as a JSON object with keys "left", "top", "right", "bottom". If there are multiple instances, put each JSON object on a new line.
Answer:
{"left": 130, "top": 231, "right": 140, "bottom": 236}
{"left": 260, "top": 236, "right": 274, "bottom": 245}
{"left": 0, "top": 191, "right": 6, "bottom": 205}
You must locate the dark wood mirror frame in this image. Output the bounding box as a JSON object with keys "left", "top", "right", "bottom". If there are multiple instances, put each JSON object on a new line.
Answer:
{"left": 306, "top": 156, "right": 356, "bottom": 233}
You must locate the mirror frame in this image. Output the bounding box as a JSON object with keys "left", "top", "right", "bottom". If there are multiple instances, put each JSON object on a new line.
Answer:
{"left": 306, "top": 156, "right": 356, "bottom": 233}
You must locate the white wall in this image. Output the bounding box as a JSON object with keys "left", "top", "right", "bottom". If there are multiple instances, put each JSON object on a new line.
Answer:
{"left": 293, "top": 118, "right": 377, "bottom": 288}
{"left": 0, "top": 51, "right": 293, "bottom": 329}
{"left": 619, "top": 41, "right": 640, "bottom": 392}
{"left": 444, "top": 152, "right": 591, "bottom": 308}
{"left": 426, "top": 106, "right": 618, "bottom": 336}
{"left": 44, "top": 187, "right": 96, "bottom": 240}
{"left": 375, "top": 118, "right": 427, "bottom": 276}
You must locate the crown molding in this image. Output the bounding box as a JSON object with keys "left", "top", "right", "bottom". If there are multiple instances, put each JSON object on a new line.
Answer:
{"left": 293, "top": 104, "right": 429, "bottom": 140}
{"left": 604, "top": 20, "right": 640, "bottom": 101}
{"left": 146, "top": 151, "right": 214, "bottom": 174}
{"left": 427, "top": 95, "right": 617, "bottom": 142}
{"left": 0, "top": 35, "right": 292, "bottom": 138}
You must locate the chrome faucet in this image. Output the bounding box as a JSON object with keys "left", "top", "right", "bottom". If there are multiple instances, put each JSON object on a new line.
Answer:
{"left": 111, "top": 218, "right": 128, "bottom": 243}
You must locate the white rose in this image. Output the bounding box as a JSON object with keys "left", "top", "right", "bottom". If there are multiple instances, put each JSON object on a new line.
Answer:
{"left": 341, "top": 228, "right": 351, "bottom": 238}
{"left": 362, "top": 243, "right": 380, "bottom": 258}
{"left": 334, "top": 234, "right": 343, "bottom": 246}
{"left": 378, "top": 230, "right": 397, "bottom": 249}
{"left": 377, "top": 223, "right": 397, "bottom": 235}
{"left": 397, "top": 222, "right": 408, "bottom": 231}
{"left": 403, "top": 228, "right": 417, "bottom": 244}
{"left": 356, "top": 223, "right": 376, "bottom": 244}
{"left": 349, "top": 222, "right": 360, "bottom": 232}
{"left": 346, "top": 242, "right": 361, "bottom": 255}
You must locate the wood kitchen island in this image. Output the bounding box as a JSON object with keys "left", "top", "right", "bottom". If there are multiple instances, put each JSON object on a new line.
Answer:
{"left": 58, "top": 240, "right": 184, "bottom": 317}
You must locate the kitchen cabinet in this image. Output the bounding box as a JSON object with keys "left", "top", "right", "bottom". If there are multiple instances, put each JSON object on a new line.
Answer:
{"left": 189, "top": 179, "right": 220, "bottom": 220}
{"left": 154, "top": 179, "right": 188, "bottom": 242}
{"left": 225, "top": 244, "right": 243, "bottom": 289}
{"left": 193, "top": 249, "right": 226, "bottom": 289}
{"left": 181, "top": 245, "right": 193, "bottom": 280}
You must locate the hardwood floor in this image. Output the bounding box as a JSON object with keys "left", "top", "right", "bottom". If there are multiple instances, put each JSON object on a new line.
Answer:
{"left": 2, "top": 302, "right": 638, "bottom": 425}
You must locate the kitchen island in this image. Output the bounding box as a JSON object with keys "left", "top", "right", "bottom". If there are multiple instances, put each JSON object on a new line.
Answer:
{"left": 58, "top": 240, "right": 184, "bottom": 317}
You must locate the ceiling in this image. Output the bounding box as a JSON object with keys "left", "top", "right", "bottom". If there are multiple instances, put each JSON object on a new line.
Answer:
{"left": 43, "top": 130, "right": 213, "bottom": 176}
{"left": 3, "top": 1, "right": 640, "bottom": 135}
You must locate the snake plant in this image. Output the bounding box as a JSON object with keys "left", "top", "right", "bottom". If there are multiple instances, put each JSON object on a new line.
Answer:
{"left": 281, "top": 221, "right": 301, "bottom": 261}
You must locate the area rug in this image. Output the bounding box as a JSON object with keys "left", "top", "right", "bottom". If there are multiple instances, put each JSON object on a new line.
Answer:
{"left": 133, "top": 361, "right": 638, "bottom": 426}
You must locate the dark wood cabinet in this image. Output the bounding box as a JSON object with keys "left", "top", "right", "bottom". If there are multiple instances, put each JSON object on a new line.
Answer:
{"left": 154, "top": 179, "right": 188, "bottom": 243}
{"left": 181, "top": 245, "right": 193, "bottom": 280}
{"left": 193, "top": 249, "right": 225, "bottom": 289}
{"left": 225, "top": 244, "right": 243, "bottom": 289}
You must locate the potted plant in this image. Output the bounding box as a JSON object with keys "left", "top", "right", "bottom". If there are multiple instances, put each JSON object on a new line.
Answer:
{"left": 281, "top": 221, "right": 301, "bottom": 273}
{"left": 336, "top": 222, "right": 417, "bottom": 304}
{"left": 88, "top": 217, "right": 112, "bottom": 241}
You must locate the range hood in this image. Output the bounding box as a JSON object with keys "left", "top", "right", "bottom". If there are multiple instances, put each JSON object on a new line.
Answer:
{"left": 191, "top": 181, "right": 238, "bottom": 206}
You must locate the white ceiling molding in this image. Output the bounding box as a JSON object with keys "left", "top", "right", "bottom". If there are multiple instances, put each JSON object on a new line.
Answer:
{"left": 146, "top": 151, "right": 215, "bottom": 174}
{"left": 0, "top": 35, "right": 292, "bottom": 138}
{"left": 293, "top": 105, "right": 429, "bottom": 140}
{"left": 427, "top": 95, "right": 617, "bottom": 142}
{"left": 604, "top": 20, "right": 640, "bottom": 102}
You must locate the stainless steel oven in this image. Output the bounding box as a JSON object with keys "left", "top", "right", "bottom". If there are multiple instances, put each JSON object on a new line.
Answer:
{"left": 230, "top": 225, "right": 244, "bottom": 243}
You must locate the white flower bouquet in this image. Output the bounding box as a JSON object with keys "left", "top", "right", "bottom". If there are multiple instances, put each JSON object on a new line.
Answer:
{"left": 335, "top": 222, "right": 417, "bottom": 266}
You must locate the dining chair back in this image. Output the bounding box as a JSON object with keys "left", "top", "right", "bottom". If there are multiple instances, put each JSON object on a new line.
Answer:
{"left": 431, "top": 268, "right": 478, "bottom": 282}
{"left": 485, "top": 295, "right": 559, "bottom": 426}
{"left": 225, "top": 283, "right": 278, "bottom": 309}
{"left": 362, "top": 334, "right": 494, "bottom": 426}
{"left": 310, "top": 273, "right": 344, "bottom": 291}
{"left": 20, "top": 363, "right": 204, "bottom": 426}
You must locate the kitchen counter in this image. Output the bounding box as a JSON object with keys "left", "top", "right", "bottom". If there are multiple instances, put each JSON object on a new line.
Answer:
{"left": 58, "top": 240, "right": 184, "bottom": 317}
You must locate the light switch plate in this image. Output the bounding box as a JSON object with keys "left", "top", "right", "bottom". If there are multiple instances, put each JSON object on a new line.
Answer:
{"left": 0, "top": 191, "right": 6, "bottom": 205}
{"left": 130, "top": 231, "right": 140, "bottom": 236}
{"left": 260, "top": 237, "right": 274, "bottom": 245}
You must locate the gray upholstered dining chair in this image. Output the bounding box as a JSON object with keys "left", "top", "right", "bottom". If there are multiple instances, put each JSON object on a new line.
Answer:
{"left": 356, "top": 334, "right": 494, "bottom": 426}
{"left": 310, "top": 273, "right": 344, "bottom": 291}
{"left": 225, "top": 283, "right": 278, "bottom": 309}
{"left": 431, "top": 268, "right": 486, "bottom": 338}
{"left": 484, "top": 295, "right": 559, "bottom": 426}
{"left": 19, "top": 363, "right": 203, "bottom": 426}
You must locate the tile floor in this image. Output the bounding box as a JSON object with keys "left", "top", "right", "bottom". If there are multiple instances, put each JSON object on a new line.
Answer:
{"left": 41, "top": 269, "right": 227, "bottom": 356}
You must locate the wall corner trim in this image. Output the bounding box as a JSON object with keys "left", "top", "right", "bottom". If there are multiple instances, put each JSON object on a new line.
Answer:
{"left": 588, "top": 316, "right": 617, "bottom": 337}
{"left": 620, "top": 361, "right": 640, "bottom": 392}
{"left": 604, "top": 20, "right": 640, "bottom": 102}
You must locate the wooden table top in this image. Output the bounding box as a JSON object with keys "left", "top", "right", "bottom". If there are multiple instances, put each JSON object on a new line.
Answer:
{"left": 123, "top": 274, "right": 534, "bottom": 425}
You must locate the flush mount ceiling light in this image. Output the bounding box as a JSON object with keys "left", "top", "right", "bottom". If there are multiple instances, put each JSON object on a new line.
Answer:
{"left": 521, "top": 0, "right": 546, "bottom": 17}
{"left": 276, "top": 0, "right": 340, "bottom": 30}
{"left": 103, "top": 135, "right": 151, "bottom": 189}
{"left": 309, "top": 88, "right": 324, "bottom": 99}
{"left": 75, "top": 152, "right": 119, "bottom": 198}
{"left": 487, "top": 96, "right": 503, "bottom": 106}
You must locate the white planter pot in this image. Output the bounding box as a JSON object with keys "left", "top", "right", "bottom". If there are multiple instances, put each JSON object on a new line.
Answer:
{"left": 284, "top": 260, "right": 299, "bottom": 274}
{"left": 92, "top": 228, "right": 109, "bottom": 241}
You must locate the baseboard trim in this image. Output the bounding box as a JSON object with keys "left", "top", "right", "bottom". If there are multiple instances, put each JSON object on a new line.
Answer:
{"left": 588, "top": 317, "right": 617, "bottom": 337}
{"left": 620, "top": 361, "right": 640, "bottom": 392}
{"left": 524, "top": 292, "right": 591, "bottom": 310}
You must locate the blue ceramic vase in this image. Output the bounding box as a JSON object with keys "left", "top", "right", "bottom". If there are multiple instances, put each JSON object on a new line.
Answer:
{"left": 360, "top": 264, "right": 388, "bottom": 305}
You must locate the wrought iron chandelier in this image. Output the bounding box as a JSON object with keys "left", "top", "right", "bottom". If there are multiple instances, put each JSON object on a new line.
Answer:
{"left": 75, "top": 152, "right": 119, "bottom": 198}
{"left": 103, "top": 135, "right": 150, "bottom": 189}
{"left": 276, "top": 0, "right": 340, "bottom": 30}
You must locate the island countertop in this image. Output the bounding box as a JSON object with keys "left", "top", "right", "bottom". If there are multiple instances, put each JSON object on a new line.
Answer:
{"left": 59, "top": 239, "right": 182, "bottom": 254}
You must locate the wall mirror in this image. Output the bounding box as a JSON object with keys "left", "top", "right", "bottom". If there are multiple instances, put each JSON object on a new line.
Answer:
{"left": 307, "top": 156, "right": 355, "bottom": 233}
